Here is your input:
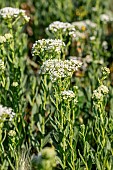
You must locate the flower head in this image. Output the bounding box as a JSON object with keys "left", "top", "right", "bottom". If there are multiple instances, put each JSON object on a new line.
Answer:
{"left": 92, "top": 85, "right": 109, "bottom": 101}
{"left": 0, "top": 35, "right": 6, "bottom": 44}
{"left": 0, "top": 7, "right": 30, "bottom": 22}
{"left": 4, "top": 33, "right": 13, "bottom": 40}
{"left": 39, "top": 59, "right": 82, "bottom": 82}
{"left": 98, "top": 85, "right": 109, "bottom": 95}
{"left": 46, "top": 21, "right": 76, "bottom": 38}
{"left": 0, "top": 7, "right": 24, "bottom": 18}
{"left": 102, "top": 41, "right": 108, "bottom": 50}
{"left": 72, "top": 20, "right": 96, "bottom": 30}
{"left": 100, "top": 13, "right": 113, "bottom": 23}
{"left": 0, "top": 105, "right": 15, "bottom": 120}
{"left": 61, "top": 90, "right": 75, "bottom": 100}
{"left": 32, "top": 39, "right": 65, "bottom": 60}
{"left": 102, "top": 67, "right": 110, "bottom": 77}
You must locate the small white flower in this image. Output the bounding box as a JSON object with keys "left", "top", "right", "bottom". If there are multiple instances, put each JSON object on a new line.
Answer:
{"left": 4, "top": 33, "right": 13, "bottom": 40}
{"left": 74, "top": 31, "right": 86, "bottom": 40}
{"left": 0, "top": 105, "right": 15, "bottom": 120}
{"left": 61, "top": 90, "right": 75, "bottom": 100}
{"left": 0, "top": 35, "right": 6, "bottom": 44}
{"left": 0, "top": 7, "right": 30, "bottom": 22}
{"left": 102, "top": 41, "right": 108, "bottom": 50}
{"left": 92, "top": 90, "right": 103, "bottom": 100}
{"left": 85, "top": 20, "right": 97, "bottom": 28}
{"left": 92, "top": 7, "right": 97, "bottom": 12}
{"left": 23, "top": 15, "right": 30, "bottom": 22}
{"left": 12, "top": 82, "right": 18, "bottom": 87}
{"left": 8, "top": 130, "right": 16, "bottom": 136}
{"left": 32, "top": 39, "right": 65, "bottom": 60}
{"left": 46, "top": 21, "right": 76, "bottom": 38}
{"left": 40, "top": 59, "right": 82, "bottom": 82}
{"left": 98, "top": 85, "right": 109, "bottom": 95}
{"left": 72, "top": 21, "right": 86, "bottom": 30}
{"left": 72, "top": 20, "right": 96, "bottom": 30}
{"left": 100, "top": 14, "right": 113, "bottom": 22}
{"left": 0, "top": 7, "right": 24, "bottom": 18}
{"left": 92, "top": 85, "right": 109, "bottom": 101}
{"left": 102, "top": 67, "right": 110, "bottom": 76}
{"left": 90, "top": 36, "right": 96, "bottom": 41}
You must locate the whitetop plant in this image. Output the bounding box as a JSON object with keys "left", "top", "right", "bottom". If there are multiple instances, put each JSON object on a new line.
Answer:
{"left": 90, "top": 36, "right": 96, "bottom": 41}
{"left": 72, "top": 21, "right": 87, "bottom": 30}
{"left": 92, "top": 85, "right": 109, "bottom": 101}
{"left": 39, "top": 59, "right": 82, "bottom": 82}
{"left": 0, "top": 33, "right": 13, "bottom": 44}
{"left": 0, "top": 35, "right": 6, "bottom": 44}
{"left": 98, "top": 85, "right": 109, "bottom": 95}
{"left": 12, "top": 81, "right": 18, "bottom": 87}
{"left": 0, "top": 104, "right": 15, "bottom": 120}
{"left": 100, "top": 13, "right": 113, "bottom": 23}
{"left": 61, "top": 90, "right": 75, "bottom": 100}
{"left": 102, "top": 67, "right": 110, "bottom": 77}
{"left": 102, "top": 41, "right": 108, "bottom": 50}
{"left": 32, "top": 39, "right": 65, "bottom": 60}
{"left": 72, "top": 20, "right": 97, "bottom": 42}
{"left": 46, "top": 21, "right": 76, "bottom": 38}
{"left": 72, "top": 20, "right": 96, "bottom": 30}
{"left": 4, "top": 33, "right": 13, "bottom": 40}
{"left": 75, "top": 31, "right": 87, "bottom": 40}
{"left": 0, "top": 7, "right": 30, "bottom": 22}
{"left": 85, "top": 20, "right": 97, "bottom": 28}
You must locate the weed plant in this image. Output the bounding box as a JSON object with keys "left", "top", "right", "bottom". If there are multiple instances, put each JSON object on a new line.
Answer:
{"left": 0, "top": 1, "right": 113, "bottom": 170}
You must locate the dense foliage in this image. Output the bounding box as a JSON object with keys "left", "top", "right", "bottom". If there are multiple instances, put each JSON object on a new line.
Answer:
{"left": 0, "top": 0, "right": 113, "bottom": 169}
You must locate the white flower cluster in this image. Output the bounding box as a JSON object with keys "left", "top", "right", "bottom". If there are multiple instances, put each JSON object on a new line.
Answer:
{"left": 92, "top": 85, "right": 109, "bottom": 101}
{"left": 102, "top": 41, "right": 108, "bottom": 50}
{"left": 102, "top": 67, "right": 110, "bottom": 76}
{"left": 0, "top": 7, "right": 30, "bottom": 21}
{"left": 85, "top": 20, "right": 97, "bottom": 28}
{"left": 0, "top": 59, "right": 5, "bottom": 73}
{"left": 0, "top": 33, "right": 13, "bottom": 44}
{"left": 100, "top": 14, "right": 113, "bottom": 23}
{"left": 75, "top": 31, "right": 87, "bottom": 40}
{"left": 12, "top": 81, "right": 18, "bottom": 87}
{"left": 72, "top": 21, "right": 86, "bottom": 30}
{"left": 32, "top": 39, "right": 65, "bottom": 58}
{"left": 61, "top": 90, "right": 75, "bottom": 100}
{"left": 40, "top": 59, "right": 82, "bottom": 82}
{"left": 46, "top": 21, "right": 76, "bottom": 38}
{"left": 90, "top": 36, "right": 96, "bottom": 41}
{"left": 72, "top": 20, "right": 96, "bottom": 41}
{"left": 4, "top": 33, "right": 13, "bottom": 40}
{"left": 98, "top": 85, "right": 109, "bottom": 95}
{"left": 0, "top": 104, "right": 15, "bottom": 120}
{"left": 0, "top": 35, "right": 6, "bottom": 44}
{"left": 72, "top": 20, "right": 96, "bottom": 30}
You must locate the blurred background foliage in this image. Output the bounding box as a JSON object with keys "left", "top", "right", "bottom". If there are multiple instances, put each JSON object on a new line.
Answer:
{"left": 0, "top": 0, "right": 113, "bottom": 48}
